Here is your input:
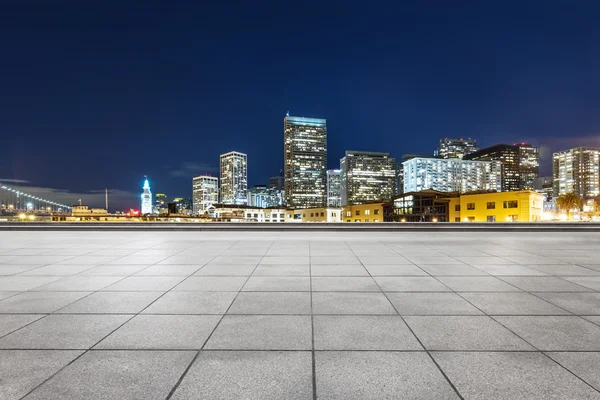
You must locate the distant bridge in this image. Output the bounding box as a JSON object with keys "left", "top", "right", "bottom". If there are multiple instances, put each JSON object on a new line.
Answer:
{"left": 0, "top": 184, "right": 72, "bottom": 213}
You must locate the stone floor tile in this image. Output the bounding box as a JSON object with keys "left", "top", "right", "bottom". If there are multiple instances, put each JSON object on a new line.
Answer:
{"left": 374, "top": 276, "right": 451, "bottom": 292}
{"left": 547, "top": 352, "right": 600, "bottom": 391}
{"left": 363, "top": 264, "right": 427, "bottom": 276}
{"left": 311, "top": 256, "right": 361, "bottom": 265}
{"left": 173, "top": 276, "right": 247, "bottom": 291}
{"left": 205, "top": 315, "right": 312, "bottom": 350}
{"left": 18, "top": 264, "right": 97, "bottom": 276}
{"left": 314, "top": 315, "right": 422, "bottom": 350}
{"left": 405, "top": 256, "right": 465, "bottom": 265}
{"left": 133, "top": 264, "right": 201, "bottom": 276}
{"left": 315, "top": 351, "right": 458, "bottom": 400}
{"left": 101, "top": 276, "right": 185, "bottom": 291}
{"left": 0, "top": 315, "right": 45, "bottom": 337}
{"left": 562, "top": 276, "right": 600, "bottom": 291}
{"left": 252, "top": 265, "right": 310, "bottom": 276}
{"left": 312, "top": 292, "right": 397, "bottom": 315}
{"left": 260, "top": 256, "right": 309, "bottom": 265}
{"left": 455, "top": 256, "right": 515, "bottom": 265}
{"left": 0, "top": 291, "right": 90, "bottom": 313}
{"left": 310, "top": 264, "right": 369, "bottom": 276}
{"left": 242, "top": 276, "right": 310, "bottom": 291}
{"left": 357, "top": 256, "right": 412, "bottom": 265}
{"left": 77, "top": 264, "right": 151, "bottom": 276}
{"left": 500, "top": 277, "right": 593, "bottom": 292}
{"left": 418, "top": 264, "right": 489, "bottom": 276}
{"left": 536, "top": 292, "right": 600, "bottom": 315}
{"left": 0, "top": 314, "right": 130, "bottom": 349}
{"left": 0, "top": 350, "right": 83, "bottom": 400}
{"left": 142, "top": 291, "right": 237, "bottom": 314}
{"left": 472, "top": 264, "right": 548, "bottom": 276}
{"left": 171, "top": 351, "right": 312, "bottom": 400}
{"left": 527, "top": 264, "right": 600, "bottom": 276}
{"left": 460, "top": 292, "right": 569, "bottom": 315}
{"left": 209, "top": 256, "right": 262, "bottom": 265}
{"left": 56, "top": 291, "right": 163, "bottom": 314}
{"left": 31, "top": 276, "right": 125, "bottom": 291}
{"left": 311, "top": 277, "right": 380, "bottom": 292}
{"left": 24, "top": 350, "right": 195, "bottom": 400}
{"left": 495, "top": 316, "right": 600, "bottom": 350}
{"left": 433, "top": 351, "right": 600, "bottom": 400}
{"left": 0, "top": 265, "right": 46, "bottom": 275}
{"left": 387, "top": 292, "right": 483, "bottom": 315}
{"left": 95, "top": 315, "right": 221, "bottom": 349}
{"left": 0, "top": 291, "right": 19, "bottom": 301}
{"left": 0, "top": 276, "right": 61, "bottom": 291}
{"left": 194, "top": 264, "right": 257, "bottom": 276}
{"left": 404, "top": 316, "right": 534, "bottom": 350}
{"left": 437, "top": 276, "right": 521, "bottom": 292}
{"left": 228, "top": 292, "right": 311, "bottom": 314}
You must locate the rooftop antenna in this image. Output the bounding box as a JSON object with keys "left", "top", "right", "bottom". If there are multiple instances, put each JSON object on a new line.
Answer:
{"left": 286, "top": 110, "right": 290, "bottom": 117}
{"left": 78, "top": 199, "right": 82, "bottom": 206}
{"left": 105, "top": 188, "right": 108, "bottom": 212}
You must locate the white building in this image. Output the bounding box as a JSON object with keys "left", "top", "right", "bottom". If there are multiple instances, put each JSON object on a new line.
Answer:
{"left": 553, "top": 147, "right": 600, "bottom": 198}
{"left": 141, "top": 178, "right": 152, "bottom": 214}
{"left": 192, "top": 175, "right": 219, "bottom": 215}
{"left": 326, "top": 169, "right": 342, "bottom": 207}
{"left": 403, "top": 157, "right": 502, "bottom": 193}
{"left": 220, "top": 151, "right": 248, "bottom": 205}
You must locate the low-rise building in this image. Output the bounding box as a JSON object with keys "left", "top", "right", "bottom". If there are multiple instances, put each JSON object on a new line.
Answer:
{"left": 342, "top": 202, "right": 386, "bottom": 222}
{"left": 291, "top": 207, "right": 342, "bottom": 223}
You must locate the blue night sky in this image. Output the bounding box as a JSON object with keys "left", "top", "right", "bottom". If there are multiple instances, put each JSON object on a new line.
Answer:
{"left": 1, "top": 1, "right": 599, "bottom": 209}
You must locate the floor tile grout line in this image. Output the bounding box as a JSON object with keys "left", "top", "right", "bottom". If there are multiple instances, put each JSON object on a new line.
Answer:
{"left": 309, "top": 240, "right": 317, "bottom": 400}
{"left": 165, "top": 239, "right": 275, "bottom": 400}
{"left": 347, "top": 240, "right": 465, "bottom": 400}
{"left": 540, "top": 351, "right": 600, "bottom": 395}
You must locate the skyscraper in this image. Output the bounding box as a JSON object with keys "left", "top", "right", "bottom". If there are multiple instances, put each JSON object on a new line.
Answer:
{"left": 464, "top": 144, "right": 540, "bottom": 191}
{"left": 193, "top": 175, "right": 219, "bottom": 214}
{"left": 340, "top": 151, "right": 396, "bottom": 205}
{"left": 553, "top": 147, "right": 600, "bottom": 198}
{"left": 403, "top": 157, "right": 502, "bottom": 193}
{"left": 436, "top": 138, "right": 478, "bottom": 159}
{"left": 220, "top": 151, "right": 248, "bottom": 205}
{"left": 153, "top": 193, "right": 168, "bottom": 214}
{"left": 269, "top": 175, "right": 284, "bottom": 190}
{"left": 141, "top": 178, "right": 152, "bottom": 214}
{"left": 326, "top": 169, "right": 342, "bottom": 207}
{"left": 284, "top": 115, "right": 327, "bottom": 208}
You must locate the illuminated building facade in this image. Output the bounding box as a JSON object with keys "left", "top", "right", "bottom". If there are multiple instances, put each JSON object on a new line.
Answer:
{"left": 340, "top": 151, "right": 396, "bottom": 205}
{"left": 153, "top": 193, "right": 168, "bottom": 214}
{"left": 220, "top": 151, "right": 248, "bottom": 205}
{"left": 436, "top": 138, "right": 478, "bottom": 159}
{"left": 269, "top": 175, "right": 284, "bottom": 191}
{"left": 326, "top": 169, "right": 342, "bottom": 207}
{"left": 248, "top": 185, "right": 284, "bottom": 208}
{"left": 402, "top": 157, "right": 502, "bottom": 193}
{"left": 553, "top": 147, "right": 600, "bottom": 198}
{"left": 284, "top": 115, "right": 327, "bottom": 208}
{"left": 141, "top": 178, "right": 152, "bottom": 215}
{"left": 192, "top": 175, "right": 219, "bottom": 214}
{"left": 464, "top": 144, "right": 539, "bottom": 191}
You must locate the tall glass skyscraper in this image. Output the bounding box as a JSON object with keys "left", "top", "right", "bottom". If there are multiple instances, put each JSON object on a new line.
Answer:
{"left": 220, "top": 151, "right": 248, "bottom": 205}
{"left": 436, "top": 138, "right": 478, "bottom": 159}
{"left": 340, "top": 151, "right": 396, "bottom": 205}
{"left": 326, "top": 169, "right": 342, "bottom": 207}
{"left": 553, "top": 147, "right": 600, "bottom": 198}
{"left": 284, "top": 115, "right": 327, "bottom": 208}
{"left": 141, "top": 178, "right": 152, "bottom": 214}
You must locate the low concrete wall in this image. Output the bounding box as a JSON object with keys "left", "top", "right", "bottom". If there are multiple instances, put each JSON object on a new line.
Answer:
{"left": 1, "top": 222, "right": 600, "bottom": 232}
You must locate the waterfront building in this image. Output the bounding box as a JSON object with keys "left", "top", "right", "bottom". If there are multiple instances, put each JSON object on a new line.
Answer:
{"left": 553, "top": 147, "right": 600, "bottom": 198}
{"left": 289, "top": 207, "right": 342, "bottom": 223}
{"left": 192, "top": 175, "right": 219, "bottom": 214}
{"left": 326, "top": 169, "right": 342, "bottom": 207}
{"left": 220, "top": 151, "right": 248, "bottom": 205}
{"left": 436, "top": 138, "right": 478, "bottom": 159}
{"left": 340, "top": 151, "right": 396, "bottom": 205}
{"left": 464, "top": 143, "right": 540, "bottom": 191}
{"left": 342, "top": 202, "right": 386, "bottom": 223}
{"left": 402, "top": 157, "right": 502, "bottom": 193}
{"left": 284, "top": 115, "right": 327, "bottom": 208}
{"left": 153, "top": 193, "right": 168, "bottom": 214}
{"left": 141, "top": 178, "right": 152, "bottom": 214}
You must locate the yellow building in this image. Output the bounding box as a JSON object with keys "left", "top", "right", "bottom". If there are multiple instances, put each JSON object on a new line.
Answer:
{"left": 450, "top": 190, "right": 543, "bottom": 222}
{"left": 342, "top": 202, "right": 385, "bottom": 222}
{"left": 288, "top": 207, "right": 342, "bottom": 222}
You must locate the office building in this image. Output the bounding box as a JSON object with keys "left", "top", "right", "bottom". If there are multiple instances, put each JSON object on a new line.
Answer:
{"left": 396, "top": 154, "right": 431, "bottom": 195}
{"left": 436, "top": 138, "right": 478, "bottom": 159}
{"left": 284, "top": 115, "right": 327, "bottom": 208}
{"left": 269, "top": 175, "right": 284, "bottom": 190}
{"left": 248, "top": 185, "right": 284, "bottom": 208}
{"left": 220, "top": 151, "right": 248, "bottom": 205}
{"left": 553, "top": 147, "right": 600, "bottom": 198}
{"left": 153, "top": 193, "right": 168, "bottom": 214}
{"left": 141, "top": 178, "right": 152, "bottom": 214}
{"left": 172, "top": 198, "right": 193, "bottom": 215}
{"left": 340, "top": 151, "right": 396, "bottom": 205}
{"left": 464, "top": 143, "right": 540, "bottom": 191}
{"left": 533, "top": 177, "right": 554, "bottom": 201}
{"left": 326, "top": 169, "right": 342, "bottom": 207}
{"left": 192, "top": 175, "right": 219, "bottom": 214}
{"left": 402, "top": 157, "right": 502, "bottom": 193}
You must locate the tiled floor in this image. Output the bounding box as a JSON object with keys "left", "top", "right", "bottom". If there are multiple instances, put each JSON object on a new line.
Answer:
{"left": 1, "top": 230, "right": 600, "bottom": 399}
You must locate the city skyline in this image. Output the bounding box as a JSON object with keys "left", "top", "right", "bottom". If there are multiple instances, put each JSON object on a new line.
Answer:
{"left": 2, "top": 2, "right": 600, "bottom": 210}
